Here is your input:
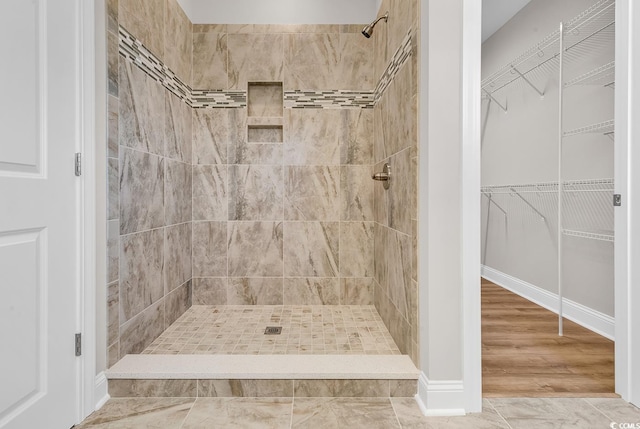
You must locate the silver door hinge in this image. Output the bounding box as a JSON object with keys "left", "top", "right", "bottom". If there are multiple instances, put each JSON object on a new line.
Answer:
{"left": 614, "top": 194, "right": 622, "bottom": 207}
{"left": 75, "top": 333, "right": 82, "bottom": 356}
{"left": 75, "top": 153, "right": 82, "bottom": 176}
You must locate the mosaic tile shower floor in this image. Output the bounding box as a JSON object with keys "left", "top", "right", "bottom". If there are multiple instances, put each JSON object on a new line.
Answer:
{"left": 142, "top": 305, "right": 402, "bottom": 355}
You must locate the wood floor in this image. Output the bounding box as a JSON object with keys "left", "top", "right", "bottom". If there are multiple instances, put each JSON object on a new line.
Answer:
{"left": 481, "top": 279, "right": 616, "bottom": 397}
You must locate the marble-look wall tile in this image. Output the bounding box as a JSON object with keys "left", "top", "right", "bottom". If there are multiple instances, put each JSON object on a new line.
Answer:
{"left": 284, "top": 222, "right": 339, "bottom": 277}
{"left": 109, "top": 379, "right": 197, "bottom": 398}
{"left": 193, "top": 109, "right": 245, "bottom": 165}
{"left": 284, "top": 33, "right": 340, "bottom": 90}
{"left": 373, "top": 281, "right": 410, "bottom": 355}
{"left": 247, "top": 83, "right": 283, "bottom": 117}
{"left": 107, "top": 0, "right": 118, "bottom": 34}
{"left": 165, "top": 93, "right": 192, "bottom": 164}
{"left": 294, "top": 380, "right": 389, "bottom": 397}
{"left": 228, "top": 222, "right": 283, "bottom": 277}
{"left": 107, "top": 32, "right": 118, "bottom": 97}
{"left": 340, "top": 278, "right": 374, "bottom": 305}
{"left": 389, "top": 0, "right": 415, "bottom": 61}
{"left": 231, "top": 141, "right": 283, "bottom": 166}
{"left": 285, "top": 110, "right": 341, "bottom": 165}
{"left": 228, "top": 278, "right": 283, "bottom": 305}
{"left": 165, "top": 159, "right": 192, "bottom": 225}
{"left": 389, "top": 380, "right": 417, "bottom": 397}
{"left": 164, "top": 0, "right": 192, "bottom": 85}
{"left": 339, "top": 33, "right": 374, "bottom": 90}
{"left": 119, "top": 61, "right": 165, "bottom": 156}
{"left": 388, "top": 148, "right": 412, "bottom": 235}
{"left": 341, "top": 109, "right": 374, "bottom": 165}
{"left": 165, "top": 280, "right": 192, "bottom": 326}
{"left": 412, "top": 219, "right": 417, "bottom": 282}
{"left": 108, "top": 157, "right": 119, "bottom": 221}
{"left": 108, "top": 95, "right": 119, "bottom": 157}
{"left": 227, "top": 34, "right": 284, "bottom": 89}
{"left": 374, "top": 2, "right": 390, "bottom": 88}
{"left": 164, "top": 223, "right": 192, "bottom": 293}
{"left": 339, "top": 222, "right": 374, "bottom": 278}
{"left": 409, "top": 279, "right": 418, "bottom": 344}
{"left": 387, "top": 63, "right": 415, "bottom": 157}
{"left": 285, "top": 166, "right": 339, "bottom": 221}
{"left": 193, "top": 24, "right": 227, "bottom": 33}
{"left": 119, "top": 148, "right": 164, "bottom": 235}
{"left": 228, "top": 24, "right": 342, "bottom": 34}
{"left": 198, "top": 380, "right": 293, "bottom": 397}
{"left": 192, "top": 222, "right": 227, "bottom": 277}
{"left": 120, "top": 228, "right": 164, "bottom": 322}
{"left": 119, "top": 0, "right": 165, "bottom": 58}
{"left": 228, "top": 165, "right": 283, "bottom": 221}
{"left": 192, "top": 32, "right": 228, "bottom": 89}
{"left": 107, "top": 342, "right": 119, "bottom": 368}
{"left": 373, "top": 98, "right": 389, "bottom": 163}
{"left": 341, "top": 166, "right": 374, "bottom": 222}
{"left": 192, "top": 278, "right": 227, "bottom": 305}
{"left": 373, "top": 223, "right": 389, "bottom": 292}
{"left": 107, "top": 281, "right": 119, "bottom": 346}
{"left": 193, "top": 165, "right": 227, "bottom": 221}
{"left": 120, "top": 300, "right": 165, "bottom": 355}
{"left": 107, "top": 219, "right": 119, "bottom": 283}
{"left": 387, "top": 229, "right": 411, "bottom": 319}
{"left": 283, "top": 278, "right": 340, "bottom": 305}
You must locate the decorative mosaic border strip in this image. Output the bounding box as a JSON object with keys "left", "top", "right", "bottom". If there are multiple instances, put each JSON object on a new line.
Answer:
{"left": 118, "top": 24, "right": 412, "bottom": 109}
{"left": 374, "top": 29, "right": 414, "bottom": 102}
{"left": 118, "top": 25, "right": 247, "bottom": 108}
{"left": 284, "top": 90, "right": 374, "bottom": 109}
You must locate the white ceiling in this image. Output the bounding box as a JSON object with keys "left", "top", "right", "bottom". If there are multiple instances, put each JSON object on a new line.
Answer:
{"left": 178, "top": 0, "right": 530, "bottom": 39}
{"left": 482, "top": 0, "right": 532, "bottom": 42}
{"left": 178, "top": 0, "right": 379, "bottom": 25}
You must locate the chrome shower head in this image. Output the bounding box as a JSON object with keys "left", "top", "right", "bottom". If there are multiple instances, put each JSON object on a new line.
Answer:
{"left": 362, "top": 11, "right": 389, "bottom": 38}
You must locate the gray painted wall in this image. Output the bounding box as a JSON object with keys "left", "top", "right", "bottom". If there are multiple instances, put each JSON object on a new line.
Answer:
{"left": 481, "top": 0, "right": 614, "bottom": 316}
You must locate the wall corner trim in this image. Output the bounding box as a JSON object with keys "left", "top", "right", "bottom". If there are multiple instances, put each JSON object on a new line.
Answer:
{"left": 94, "top": 372, "right": 110, "bottom": 411}
{"left": 415, "top": 372, "right": 466, "bottom": 416}
{"left": 481, "top": 265, "right": 615, "bottom": 340}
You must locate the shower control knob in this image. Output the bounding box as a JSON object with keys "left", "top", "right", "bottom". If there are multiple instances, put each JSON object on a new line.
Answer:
{"left": 372, "top": 163, "right": 391, "bottom": 190}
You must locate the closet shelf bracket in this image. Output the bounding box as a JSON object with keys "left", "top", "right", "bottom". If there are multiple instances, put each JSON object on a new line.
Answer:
{"left": 511, "top": 65, "right": 545, "bottom": 98}
{"left": 483, "top": 193, "right": 507, "bottom": 218}
{"left": 510, "top": 188, "right": 546, "bottom": 221}
{"left": 482, "top": 89, "right": 507, "bottom": 113}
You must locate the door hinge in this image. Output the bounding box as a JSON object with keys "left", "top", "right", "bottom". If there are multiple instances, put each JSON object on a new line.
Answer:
{"left": 75, "top": 152, "right": 82, "bottom": 176}
{"left": 75, "top": 333, "right": 82, "bottom": 356}
{"left": 614, "top": 194, "right": 622, "bottom": 207}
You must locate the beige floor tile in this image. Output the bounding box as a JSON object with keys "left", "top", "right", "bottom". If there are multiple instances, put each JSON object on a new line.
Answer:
{"left": 292, "top": 398, "right": 400, "bottom": 428}
{"left": 181, "top": 398, "right": 292, "bottom": 429}
{"left": 490, "top": 397, "right": 613, "bottom": 428}
{"left": 391, "top": 398, "right": 510, "bottom": 429}
{"left": 75, "top": 398, "right": 194, "bottom": 429}
{"left": 585, "top": 398, "right": 640, "bottom": 423}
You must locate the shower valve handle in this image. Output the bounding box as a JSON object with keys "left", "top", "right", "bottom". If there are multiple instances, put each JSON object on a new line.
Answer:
{"left": 372, "top": 163, "right": 391, "bottom": 190}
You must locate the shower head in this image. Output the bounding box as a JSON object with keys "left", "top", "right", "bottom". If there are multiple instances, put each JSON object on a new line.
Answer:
{"left": 362, "top": 11, "right": 389, "bottom": 38}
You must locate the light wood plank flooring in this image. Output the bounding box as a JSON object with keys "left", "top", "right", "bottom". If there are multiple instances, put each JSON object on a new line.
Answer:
{"left": 482, "top": 279, "right": 616, "bottom": 397}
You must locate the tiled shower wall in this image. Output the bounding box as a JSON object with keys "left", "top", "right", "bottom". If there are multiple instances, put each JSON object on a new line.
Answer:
{"left": 106, "top": 0, "right": 419, "bottom": 368}
{"left": 189, "top": 25, "right": 377, "bottom": 307}
{"left": 372, "top": 0, "right": 420, "bottom": 364}
{"left": 106, "top": 0, "right": 194, "bottom": 367}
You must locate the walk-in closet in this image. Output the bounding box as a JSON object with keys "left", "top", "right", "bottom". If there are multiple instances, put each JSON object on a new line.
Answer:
{"left": 480, "top": 0, "right": 615, "bottom": 396}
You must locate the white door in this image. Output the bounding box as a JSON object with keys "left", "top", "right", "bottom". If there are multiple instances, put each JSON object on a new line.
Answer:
{"left": 0, "top": 1, "right": 80, "bottom": 428}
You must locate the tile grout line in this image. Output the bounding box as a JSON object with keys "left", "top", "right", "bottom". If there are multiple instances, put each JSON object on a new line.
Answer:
{"left": 388, "top": 396, "right": 403, "bottom": 428}
{"left": 582, "top": 398, "right": 615, "bottom": 423}
{"left": 485, "top": 398, "right": 515, "bottom": 429}
{"left": 176, "top": 397, "right": 198, "bottom": 429}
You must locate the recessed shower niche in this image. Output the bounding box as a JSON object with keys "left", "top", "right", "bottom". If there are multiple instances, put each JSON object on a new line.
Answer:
{"left": 247, "top": 82, "right": 283, "bottom": 143}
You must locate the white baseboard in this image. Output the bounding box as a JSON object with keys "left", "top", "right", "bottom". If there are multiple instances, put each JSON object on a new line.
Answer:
{"left": 94, "top": 372, "right": 110, "bottom": 410}
{"left": 415, "top": 373, "right": 466, "bottom": 416}
{"left": 481, "top": 265, "right": 615, "bottom": 340}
